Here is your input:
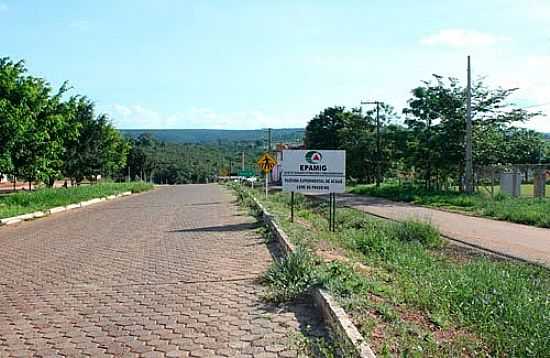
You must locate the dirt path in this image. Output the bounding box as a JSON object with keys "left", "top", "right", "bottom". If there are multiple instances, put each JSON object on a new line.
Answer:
{"left": 0, "top": 184, "right": 327, "bottom": 357}
{"left": 333, "top": 194, "right": 550, "bottom": 267}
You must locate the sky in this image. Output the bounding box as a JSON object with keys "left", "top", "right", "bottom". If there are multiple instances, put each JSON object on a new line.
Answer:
{"left": 1, "top": 0, "right": 549, "bottom": 131}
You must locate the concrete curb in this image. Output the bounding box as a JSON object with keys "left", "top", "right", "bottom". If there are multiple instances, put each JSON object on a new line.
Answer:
{"left": 0, "top": 191, "right": 137, "bottom": 227}
{"left": 249, "top": 195, "right": 376, "bottom": 358}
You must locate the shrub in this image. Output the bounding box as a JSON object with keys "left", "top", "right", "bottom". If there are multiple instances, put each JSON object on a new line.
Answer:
{"left": 387, "top": 220, "right": 442, "bottom": 248}
{"left": 263, "top": 246, "right": 320, "bottom": 303}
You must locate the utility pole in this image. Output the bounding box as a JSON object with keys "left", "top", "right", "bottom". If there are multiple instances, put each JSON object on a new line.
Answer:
{"left": 265, "top": 128, "right": 273, "bottom": 191}
{"left": 465, "top": 55, "right": 474, "bottom": 193}
{"left": 267, "top": 128, "right": 272, "bottom": 152}
{"left": 241, "top": 152, "right": 245, "bottom": 171}
{"left": 361, "top": 100, "right": 382, "bottom": 187}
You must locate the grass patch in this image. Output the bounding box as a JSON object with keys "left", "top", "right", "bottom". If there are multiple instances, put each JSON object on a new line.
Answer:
{"left": 263, "top": 246, "right": 321, "bottom": 303}
{"left": 350, "top": 183, "right": 550, "bottom": 228}
{"left": 0, "top": 182, "right": 153, "bottom": 219}
{"left": 234, "top": 185, "right": 550, "bottom": 357}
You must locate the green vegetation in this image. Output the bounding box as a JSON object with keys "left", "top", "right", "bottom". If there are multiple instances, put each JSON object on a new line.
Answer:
{"left": 235, "top": 185, "right": 550, "bottom": 356}
{"left": 263, "top": 246, "right": 321, "bottom": 303}
{"left": 350, "top": 183, "right": 550, "bottom": 228}
{"left": 0, "top": 57, "right": 129, "bottom": 186}
{"left": 126, "top": 133, "right": 265, "bottom": 184}
{"left": 305, "top": 75, "right": 549, "bottom": 190}
{"left": 0, "top": 182, "right": 152, "bottom": 219}
{"left": 2, "top": 56, "right": 272, "bottom": 186}
{"left": 121, "top": 128, "right": 304, "bottom": 144}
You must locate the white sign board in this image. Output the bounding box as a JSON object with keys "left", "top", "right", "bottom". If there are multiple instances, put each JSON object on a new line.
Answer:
{"left": 282, "top": 150, "right": 346, "bottom": 193}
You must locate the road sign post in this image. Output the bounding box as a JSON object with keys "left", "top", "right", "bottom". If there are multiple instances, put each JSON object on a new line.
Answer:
{"left": 265, "top": 173, "right": 268, "bottom": 198}
{"left": 257, "top": 153, "right": 277, "bottom": 198}
{"left": 290, "top": 191, "right": 294, "bottom": 222}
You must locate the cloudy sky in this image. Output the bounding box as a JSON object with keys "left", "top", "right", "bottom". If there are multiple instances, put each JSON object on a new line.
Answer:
{"left": 1, "top": 0, "right": 549, "bottom": 131}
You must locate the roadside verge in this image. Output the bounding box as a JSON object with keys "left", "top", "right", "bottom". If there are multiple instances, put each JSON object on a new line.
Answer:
{"left": 249, "top": 193, "right": 376, "bottom": 358}
{"left": 0, "top": 191, "right": 134, "bottom": 227}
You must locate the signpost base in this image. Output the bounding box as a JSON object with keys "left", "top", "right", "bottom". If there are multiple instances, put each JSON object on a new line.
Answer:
{"left": 328, "top": 193, "right": 336, "bottom": 232}
{"left": 290, "top": 192, "right": 294, "bottom": 222}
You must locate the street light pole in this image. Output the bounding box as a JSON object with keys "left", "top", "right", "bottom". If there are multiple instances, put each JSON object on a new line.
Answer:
{"left": 361, "top": 100, "right": 382, "bottom": 187}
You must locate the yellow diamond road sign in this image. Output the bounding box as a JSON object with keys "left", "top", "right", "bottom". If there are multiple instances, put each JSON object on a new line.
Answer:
{"left": 257, "top": 153, "right": 277, "bottom": 173}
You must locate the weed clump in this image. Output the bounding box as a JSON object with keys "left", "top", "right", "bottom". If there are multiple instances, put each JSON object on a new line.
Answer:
{"left": 263, "top": 246, "right": 320, "bottom": 303}
{"left": 387, "top": 220, "right": 442, "bottom": 248}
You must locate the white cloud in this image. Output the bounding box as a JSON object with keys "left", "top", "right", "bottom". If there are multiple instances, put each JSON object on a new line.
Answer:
{"left": 106, "top": 104, "right": 309, "bottom": 130}
{"left": 492, "top": 55, "right": 550, "bottom": 132}
{"left": 420, "top": 29, "right": 508, "bottom": 48}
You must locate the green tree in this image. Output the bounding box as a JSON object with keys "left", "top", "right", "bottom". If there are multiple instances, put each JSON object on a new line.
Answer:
{"left": 403, "top": 75, "right": 539, "bottom": 190}
{"left": 305, "top": 106, "right": 347, "bottom": 149}
{"left": 0, "top": 58, "right": 72, "bottom": 187}
{"left": 0, "top": 58, "right": 26, "bottom": 178}
{"left": 63, "top": 98, "right": 128, "bottom": 183}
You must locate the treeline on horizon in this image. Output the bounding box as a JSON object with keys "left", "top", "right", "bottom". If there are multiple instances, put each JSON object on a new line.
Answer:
{"left": 120, "top": 128, "right": 304, "bottom": 144}
{"left": 126, "top": 133, "right": 266, "bottom": 184}
{"left": 2, "top": 56, "right": 549, "bottom": 188}
{"left": 305, "top": 75, "right": 549, "bottom": 190}
{"left": 0, "top": 58, "right": 269, "bottom": 187}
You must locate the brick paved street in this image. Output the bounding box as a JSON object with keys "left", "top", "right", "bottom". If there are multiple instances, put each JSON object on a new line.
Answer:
{"left": 0, "top": 185, "right": 327, "bottom": 357}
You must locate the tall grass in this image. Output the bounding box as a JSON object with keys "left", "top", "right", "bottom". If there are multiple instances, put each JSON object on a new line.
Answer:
{"left": 242, "top": 187, "right": 550, "bottom": 356}
{"left": 350, "top": 183, "right": 550, "bottom": 228}
{"left": 0, "top": 182, "right": 153, "bottom": 219}
{"left": 263, "top": 246, "right": 321, "bottom": 303}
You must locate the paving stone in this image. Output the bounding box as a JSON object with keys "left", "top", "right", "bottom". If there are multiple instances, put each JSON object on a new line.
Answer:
{"left": 0, "top": 185, "right": 329, "bottom": 357}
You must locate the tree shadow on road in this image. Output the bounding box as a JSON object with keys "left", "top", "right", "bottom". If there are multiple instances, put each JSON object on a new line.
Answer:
{"left": 167, "top": 222, "right": 261, "bottom": 233}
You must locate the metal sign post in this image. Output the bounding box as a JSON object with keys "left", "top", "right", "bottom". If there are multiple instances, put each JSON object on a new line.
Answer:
{"left": 332, "top": 193, "right": 336, "bottom": 231}
{"left": 328, "top": 193, "right": 332, "bottom": 231}
{"left": 257, "top": 153, "right": 277, "bottom": 199}
{"left": 290, "top": 192, "right": 295, "bottom": 222}
{"left": 328, "top": 193, "right": 336, "bottom": 232}
{"left": 265, "top": 173, "right": 268, "bottom": 198}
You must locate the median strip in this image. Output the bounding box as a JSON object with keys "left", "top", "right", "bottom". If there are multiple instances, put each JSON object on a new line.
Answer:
{"left": 1, "top": 190, "right": 140, "bottom": 227}
{"left": 233, "top": 185, "right": 550, "bottom": 356}
{"left": 248, "top": 191, "right": 376, "bottom": 358}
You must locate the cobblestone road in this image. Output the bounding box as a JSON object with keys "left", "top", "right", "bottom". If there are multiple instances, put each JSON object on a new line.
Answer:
{"left": 0, "top": 185, "right": 326, "bottom": 357}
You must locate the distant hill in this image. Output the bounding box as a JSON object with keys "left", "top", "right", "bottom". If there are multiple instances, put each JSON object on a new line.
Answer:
{"left": 120, "top": 128, "right": 305, "bottom": 144}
